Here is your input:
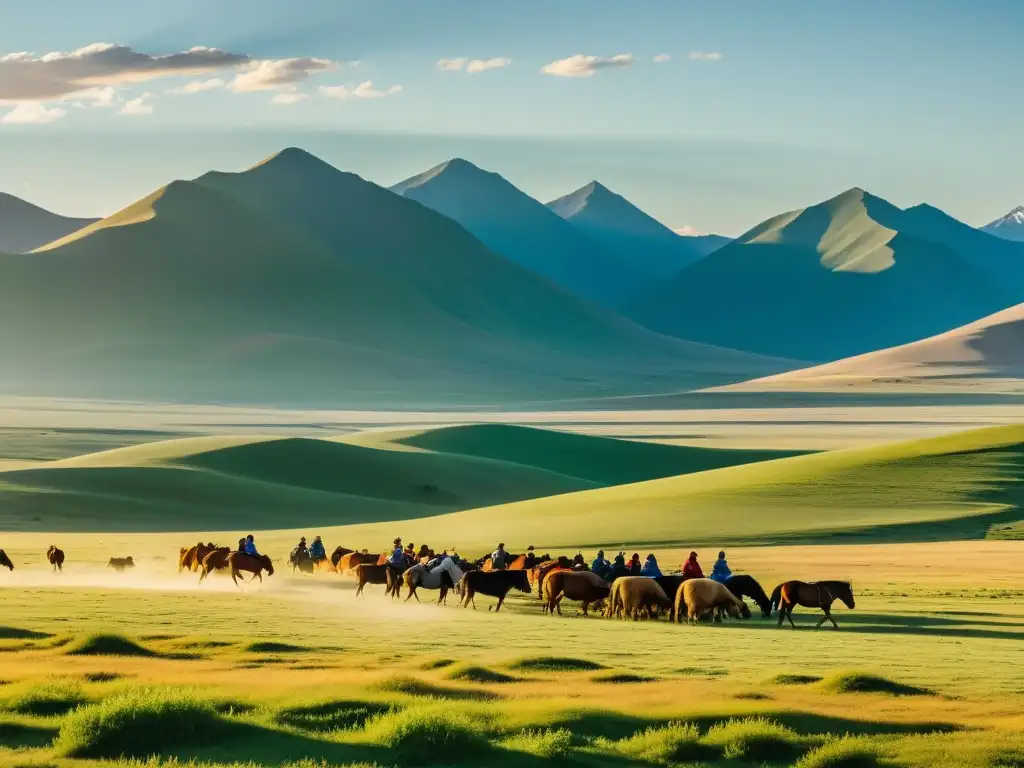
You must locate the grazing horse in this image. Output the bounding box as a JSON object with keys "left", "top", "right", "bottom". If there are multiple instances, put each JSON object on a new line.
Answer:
{"left": 724, "top": 575, "right": 773, "bottom": 619}
{"left": 228, "top": 552, "right": 274, "bottom": 588}
{"left": 543, "top": 571, "right": 609, "bottom": 616}
{"left": 776, "top": 580, "right": 855, "bottom": 629}
{"left": 460, "top": 569, "right": 531, "bottom": 612}
{"left": 290, "top": 547, "right": 313, "bottom": 574}
{"left": 46, "top": 546, "right": 65, "bottom": 572}
{"left": 338, "top": 551, "right": 381, "bottom": 575}
{"left": 403, "top": 558, "right": 464, "bottom": 603}
{"left": 0, "top": 549, "right": 13, "bottom": 571}
{"left": 198, "top": 548, "right": 232, "bottom": 582}
{"left": 107, "top": 557, "right": 135, "bottom": 572}
{"left": 654, "top": 575, "right": 688, "bottom": 621}
{"left": 532, "top": 557, "right": 573, "bottom": 597}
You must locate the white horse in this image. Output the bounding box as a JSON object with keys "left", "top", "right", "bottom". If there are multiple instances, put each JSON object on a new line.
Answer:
{"left": 403, "top": 557, "right": 464, "bottom": 604}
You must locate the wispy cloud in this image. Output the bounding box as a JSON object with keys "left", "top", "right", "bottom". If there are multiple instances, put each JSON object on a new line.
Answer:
{"left": 439, "top": 57, "right": 511, "bottom": 73}
{"left": 689, "top": 51, "right": 723, "bottom": 61}
{"left": 167, "top": 78, "right": 225, "bottom": 95}
{"left": 0, "top": 43, "right": 248, "bottom": 102}
{"left": 654, "top": 53, "right": 671, "bottom": 63}
{"left": 320, "top": 80, "right": 402, "bottom": 100}
{"left": 229, "top": 57, "right": 338, "bottom": 92}
{"left": 119, "top": 92, "right": 154, "bottom": 116}
{"left": 673, "top": 225, "right": 705, "bottom": 236}
{"left": 0, "top": 101, "right": 68, "bottom": 124}
{"left": 541, "top": 53, "right": 634, "bottom": 78}
{"left": 270, "top": 91, "right": 308, "bottom": 105}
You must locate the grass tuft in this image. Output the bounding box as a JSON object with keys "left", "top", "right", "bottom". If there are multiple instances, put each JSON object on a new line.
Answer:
{"left": 363, "top": 705, "right": 491, "bottom": 760}
{"left": 54, "top": 688, "right": 233, "bottom": 758}
{"left": 81, "top": 672, "right": 123, "bottom": 683}
{"left": 419, "top": 658, "right": 456, "bottom": 670}
{"left": 822, "top": 672, "right": 932, "bottom": 696}
{"left": 607, "top": 721, "right": 709, "bottom": 764}
{"left": 3, "top": 680, "right": 87, "bottom": 716}
{"left": 65, "top": 634, "right": 155, "bottom": 658}
{"left": 373, "top": 675, "right": 495, "bottom": 701}
{"left": 770, "top": 673, "right": 824, "bottom": 685}
{"left": 501, "top": 728, "right": 575, "bottom": 759}
{"left": 592, "top": 672, "right": 658, "bottom": 684}
{"left": 702, "top": 717, "right": 803, "bottom": 763}
{"left": 508, "top": 656, "right": 604, "bottom": 672}
{"left": 796, "top": 736, "right": 883, "bottom": 767}
{"left": 446, "top": 665, "right": 517, "bottom": 684}
{"left": 275, "top": 700, "right": 394, "bottom": 732}
{"left": 242, "top": 641, "right": 307, "bottom": 654}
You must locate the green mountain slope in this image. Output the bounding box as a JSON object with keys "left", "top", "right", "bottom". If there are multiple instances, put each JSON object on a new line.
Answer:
{"left": 0, "top": 192, "right": 97, "bottom": 253}
{"left": 0, "top": 149, "right": 792, "bottom": 406}
{"left": 626, "top": 189, "right": 1017, "bottom": 361}
{"left": 0, "top": 427, "right": 796, "bottom": 532}
{"left": 332, "top": 426, "right": 1024, "bottom": 550}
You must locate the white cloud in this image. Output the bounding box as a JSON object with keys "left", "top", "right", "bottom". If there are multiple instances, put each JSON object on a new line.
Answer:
{"left": 0, "top": 101, "right": 68, "bottom": 124}
{"left": 270, "top": 91, "right": 308, "bottom": 105}
{"left": 689, "top": 51, "right": 723, "bottom": 61}
{"left": 229, "top": 58, "right": 337, "bottom": 92}
{"left": 541, "top": 53, "right": 634, "bottom": 78}
{"left": 71, "top": 86, "right": 118, "bottom": 107}
{"left": 439, "top": 57, "right": 511, "bottom": 73}
{"left": 673, "top": 225, "right": 706, "bottom": 237}
{"left": 654, "top": 53, "right": 671, "bottom": 63}
{"left": 320, "top": 80, "right": 402, "bottom": 100}
{"left": 167, "top": 78, "right": 225, "bottom": 95}
{"left": 119, "top": 92, "right": 154, "bottom": 115}
{"left": 0, "top": 43, "right": 249, "bottom": 102}
{"left": 437, "top": 58, "right": 468, "bottom": 71}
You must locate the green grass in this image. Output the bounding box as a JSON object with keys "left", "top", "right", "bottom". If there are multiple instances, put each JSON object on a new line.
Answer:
{"left": 702, "top": 717, "right": 804, "bottom": 762}
{"left": 796, "top": 736, "right": 882, "bottom": 767}
{"left": 54, "top": 689, "right": 233, "bottom": 758}
{"left": 372, "top": 676, "right": 495, "bottom": 701}
{"left": 605, "top": 721, "right": 708, "bottom": 764}
{"left": 770, "top": 673, "right": 825, "bottom": 685}
{"left": 499, "top": 728, "right": 575, "bottom": 759}
{"left": 335, "top": 425, "right": 1024, "bottom": 549}
{"left": 507, "top": 656, "right": 605, "bottom": 672}
{"left": 242, "top": 641, "right": 307, "bottom": 654}
{"left": 362, "top": 705, "right": 492, "bottom": 759}
{"left": 2, "top": 679, "right": 86, "bottom": 716}
{"left": 821, "top": 672, "right": 933, "bottom": 697}
{"left": 446, "top": 665, "right": 518, "bottom": 684}
{"left": 591, "top": 672, "right": 658, "bottom": 684}
{"left": 274, "top": 700, "right": 394, "bottom": 732}
{"left": 65, "top": 634, "right": 155, "bottom": 658}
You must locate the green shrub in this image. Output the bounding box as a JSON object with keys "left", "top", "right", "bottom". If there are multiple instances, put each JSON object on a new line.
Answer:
{"left": 54, "top": 689, "right": 232, "bottom": 758}
{"left": 591, "top": 672, "right": 657, "bottom": 684}
{"left": 275, "top": 700, "right": 394, "bottom": 732}
{"left": 242, "top": 641, "right": 307, "bottom": 654}
{"left": 501, "top": 728, "right": 574, "bottom": 759}
{"left": 822, "top": 672, "right": 931, "bottom": 696}
{"left": 610, "top": 721, "right": 710, "bottom": 764}
{"left": 373, "top": 675, "right": 494, "bottom": 700}
{"left": 796, "top": 736, "right": 882, "bottom": 767}
{"left": 508, "top": 656, "right": 604, "bottom": 672}
{"left": 446, "top": 665, "right": 517, "bottom": 684}
{"left": 65, "top": 634, "right": 155, "bottom": 657}
{"left": 702, "top": 717, "right": 802, "bottom": 763}
{"left": 363, "top": 705, "right": 491, "bottom": 759}
{"left": 4, "top": 679, "right": 87, "bottom": 716}
{"left": 770, "top": 673, "right": 824, "bottom": 685}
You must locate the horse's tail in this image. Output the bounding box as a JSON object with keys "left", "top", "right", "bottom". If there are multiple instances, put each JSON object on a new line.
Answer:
{"left": 770, "top": 583, "right": 783, "bottom": 613}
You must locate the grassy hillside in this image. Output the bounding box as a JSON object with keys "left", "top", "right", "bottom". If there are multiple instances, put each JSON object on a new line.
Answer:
{"left": 343, "top": 424, "right": 804, "bottom": 485}
{"left": 627, "top": 188, "right": 1016, "bottom": 361}
{"left": 0, "top": 426, "right": 797, "bottom": 533}
{"left": 0, "top": 149, "right": 791, "bottom": 407}
{"left": 0, "top": 192, "right": 96, "bottom": 253}
{"left": 333, "top": 425, "right": 1024, "bottom": 551}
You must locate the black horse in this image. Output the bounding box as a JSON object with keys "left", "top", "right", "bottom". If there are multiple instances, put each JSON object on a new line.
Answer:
{"left": 289, "top": 547, "right": 313, "bottom": 574}
{"left": 460, "top": 569, "right": 531, "bottom": 612}
{"left": 724, "top": 575, "right": 773, "bottom": 618}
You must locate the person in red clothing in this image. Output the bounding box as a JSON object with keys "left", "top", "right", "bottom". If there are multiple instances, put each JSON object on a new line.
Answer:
{"left": 681, "top": 551, "right": 704, "bottom": 579}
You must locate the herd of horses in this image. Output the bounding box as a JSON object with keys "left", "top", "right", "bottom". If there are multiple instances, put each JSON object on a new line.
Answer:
{"left": 0, "top": 543, "right": 856, "bottom": 628}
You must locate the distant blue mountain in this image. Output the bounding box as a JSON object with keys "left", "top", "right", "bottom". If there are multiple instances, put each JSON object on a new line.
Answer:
{"left": 982, "top": 206, "right": 1024, "bottom": 243}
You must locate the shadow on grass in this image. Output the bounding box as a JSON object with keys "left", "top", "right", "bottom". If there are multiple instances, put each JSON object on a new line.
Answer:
{"left": 0, "top": 720, "right": 59, "bottom": 749}
{"left": 0, "top": 627, "right": 52, "bottom": 640}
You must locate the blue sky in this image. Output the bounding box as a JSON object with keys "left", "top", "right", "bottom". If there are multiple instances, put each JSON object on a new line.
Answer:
{"left": 1, "top": 0, "right": 1022, "bottom": 235}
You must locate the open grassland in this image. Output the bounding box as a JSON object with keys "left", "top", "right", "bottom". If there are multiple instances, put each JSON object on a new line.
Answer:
{"left": 0, "top": 541, "right": 1021, "bottom": 768}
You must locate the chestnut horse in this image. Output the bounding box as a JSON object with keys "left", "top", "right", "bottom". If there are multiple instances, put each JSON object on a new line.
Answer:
{"left": 228, "top": 552, "right": 274, "bottom": 588}
{"left": 337, "top": 551, "right": 381, "bottom": 574}
{"left": 0, "top": 549, "right": 13, "bottom": 571}
{"left": 46, "top": 546, "right": 65, "bottom": 572}
{"left": 179, "top": 542, "right": 218, "bottom": 573}
{"left": 776, "top": 580, "right": 855, "bottom": 629}
{"left": 198, "top": 547, "right": 232, "bottom": 582}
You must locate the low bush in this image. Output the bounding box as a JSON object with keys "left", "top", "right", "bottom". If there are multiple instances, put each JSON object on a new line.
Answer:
{"left": 446, "top": 665, "right": 517, "bottom": 684}
{"left": 609, "top": 721, "right": 710, "bottom": 764}
{"left": 770, "top": 673, "right": 824, "bottom": 685}
{"left": 501, "top": 728, "right": 575, "bottom": 759}
{"left": 4, "top": 680, "right": 86, "bottom": 716}
{"left": 65, "top": 634, "right": 155, "bottom": 658}
{"left": 363, "top": 705, "right": 491, "bottom": 760}
{"left": 822, "top": 672, "right": 932, "bottom": 696}
{"left": 276, "top": 700, "right": 394, "bottom": 732}
{"left": 702, "top": 717, "right": 803, "bottom": 763}
{"left": 507, "top": 656, "right": 604, "bottom": 672}
{"left": 796, "top": 736, "right": 883, "bottom": 767}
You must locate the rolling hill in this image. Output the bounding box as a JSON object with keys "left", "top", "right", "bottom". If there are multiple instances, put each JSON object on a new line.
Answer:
{"left": 390, "top": 159, "right": 640, "bottom": 305}
{"left": 719, "top": 300, "right": 1024, "bottom": 392}
{"left": 0, "top": 426, "right": 799, "bottom": 532}
{"left": 332, "top": 426, "right": 1024, "bottom": 551}
{"left": 983, "top": 206, "right": 1024, "bottom": 242}
{"left": 0, "top": 192, "right": 97, "bottom": 253}
{"left": 547, "top": 180, "right": 729, "bottom": 287}
{"left": 626, "top": 188, "right": 1020, "bottom": 361}
{"left": 0, "top": 148, "right": 792, "bottom": 406}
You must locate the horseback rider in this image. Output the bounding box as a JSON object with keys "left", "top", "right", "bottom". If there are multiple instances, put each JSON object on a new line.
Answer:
{"left": 591, "top": 550, "right": 611, "bottom": 579}
{"left": 682, "top": 551, "right": 704, "bottom": 579}
{"left": 295, "top": 537, "right": 309, "bottom": 557}
{"left": 572, "top": 551, "right": 586, "bottom": 568}
{"left": 640, "top": 553, "right": 662, "bottom": 578}
{"left": 237, "top": 537, "right": 246, "bottom": 553}
{"left": 523, "top": 545, "right": 538, "bottom": 569}
{"left": 490, "top": 542, "right": 509, "bottom": 570}
{"left": 387, "top": 538, "right": 406, "bottom": 570}
{"left": 710, "top": 550, "right": 732, "bottom": 583}
{"left": 309, "top": 535, "right": 327, "bottom": 562}
{"left": 244, "top": 535, "right": 260, "bottom": 557}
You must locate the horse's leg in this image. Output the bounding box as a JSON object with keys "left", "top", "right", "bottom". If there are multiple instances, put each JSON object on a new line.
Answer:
{"left": 495, "top": 594, "right": 506, "bottom": 613}
{"left": 824, "top": 605, "right": 839, "bottom": 629}
{"left": 777, "top": 601, "right": 785, "bottom": 627}
{"left": 556, "top": 594, "right": 566, "bottom": 616}
{"left": 785, "top": 605, "right": 796, "bottom": 628}
{"left": 231, "top": 569, "right": 241, "bottom": 588}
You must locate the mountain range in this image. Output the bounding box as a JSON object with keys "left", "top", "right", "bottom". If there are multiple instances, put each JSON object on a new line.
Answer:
{"left": 0, "top": 148, "right": 788, "bottom": 406}
{"left": 626, "top": 188, "right": 1024, "bottom": 362}
{"left": 983, "top": 206, "right": 1024, "bottom": 242}
{"left": 0, "top": 192, "right": 97, "bottom": 253}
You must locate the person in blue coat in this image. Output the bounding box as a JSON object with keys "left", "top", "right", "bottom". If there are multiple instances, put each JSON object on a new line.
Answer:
{"left": 710, "top": 550, "right": 732, "bottom": 583}
{"left": 639, "top": 554, "right": 662, "bottom": 578}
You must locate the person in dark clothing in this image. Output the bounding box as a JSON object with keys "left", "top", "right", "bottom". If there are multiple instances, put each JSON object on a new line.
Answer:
{"left": 572, "top": 551, "right": 586, "bottom": 568}
{"left": 628, "top": 553, "right": 642, "bottom": 575}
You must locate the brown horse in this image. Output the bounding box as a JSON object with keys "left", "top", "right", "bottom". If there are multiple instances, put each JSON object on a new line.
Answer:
{"left": 227, "top": 552, "right": 274, "bottom": 587}
{"left": 329, "top": 546, "right": 354, "bottom": 569}
{"left": 533, "top": 557, "right": 573, "bottom": 597}
{"left": 179, "top": 542, "right": 218, "bottom": 573}
{"left": 338, "top": 551, "right": 381, "bottom": 574}
{"left": 198, "top": 547, "right": 232, "bottom": 582}
{"left": 107, "top": 557, "right": 135, "bottom": 572}
{"left": 353, "top": 563, "right": 405, "bottom": 597}
{"left": 46, "top": 546, "right": 65, "bottom": 572}
{"left": 0, "top": 549, "right": 13, "bottom": 571}
{"left": 776, "top": 580, "right": 855, "bottom": 629}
